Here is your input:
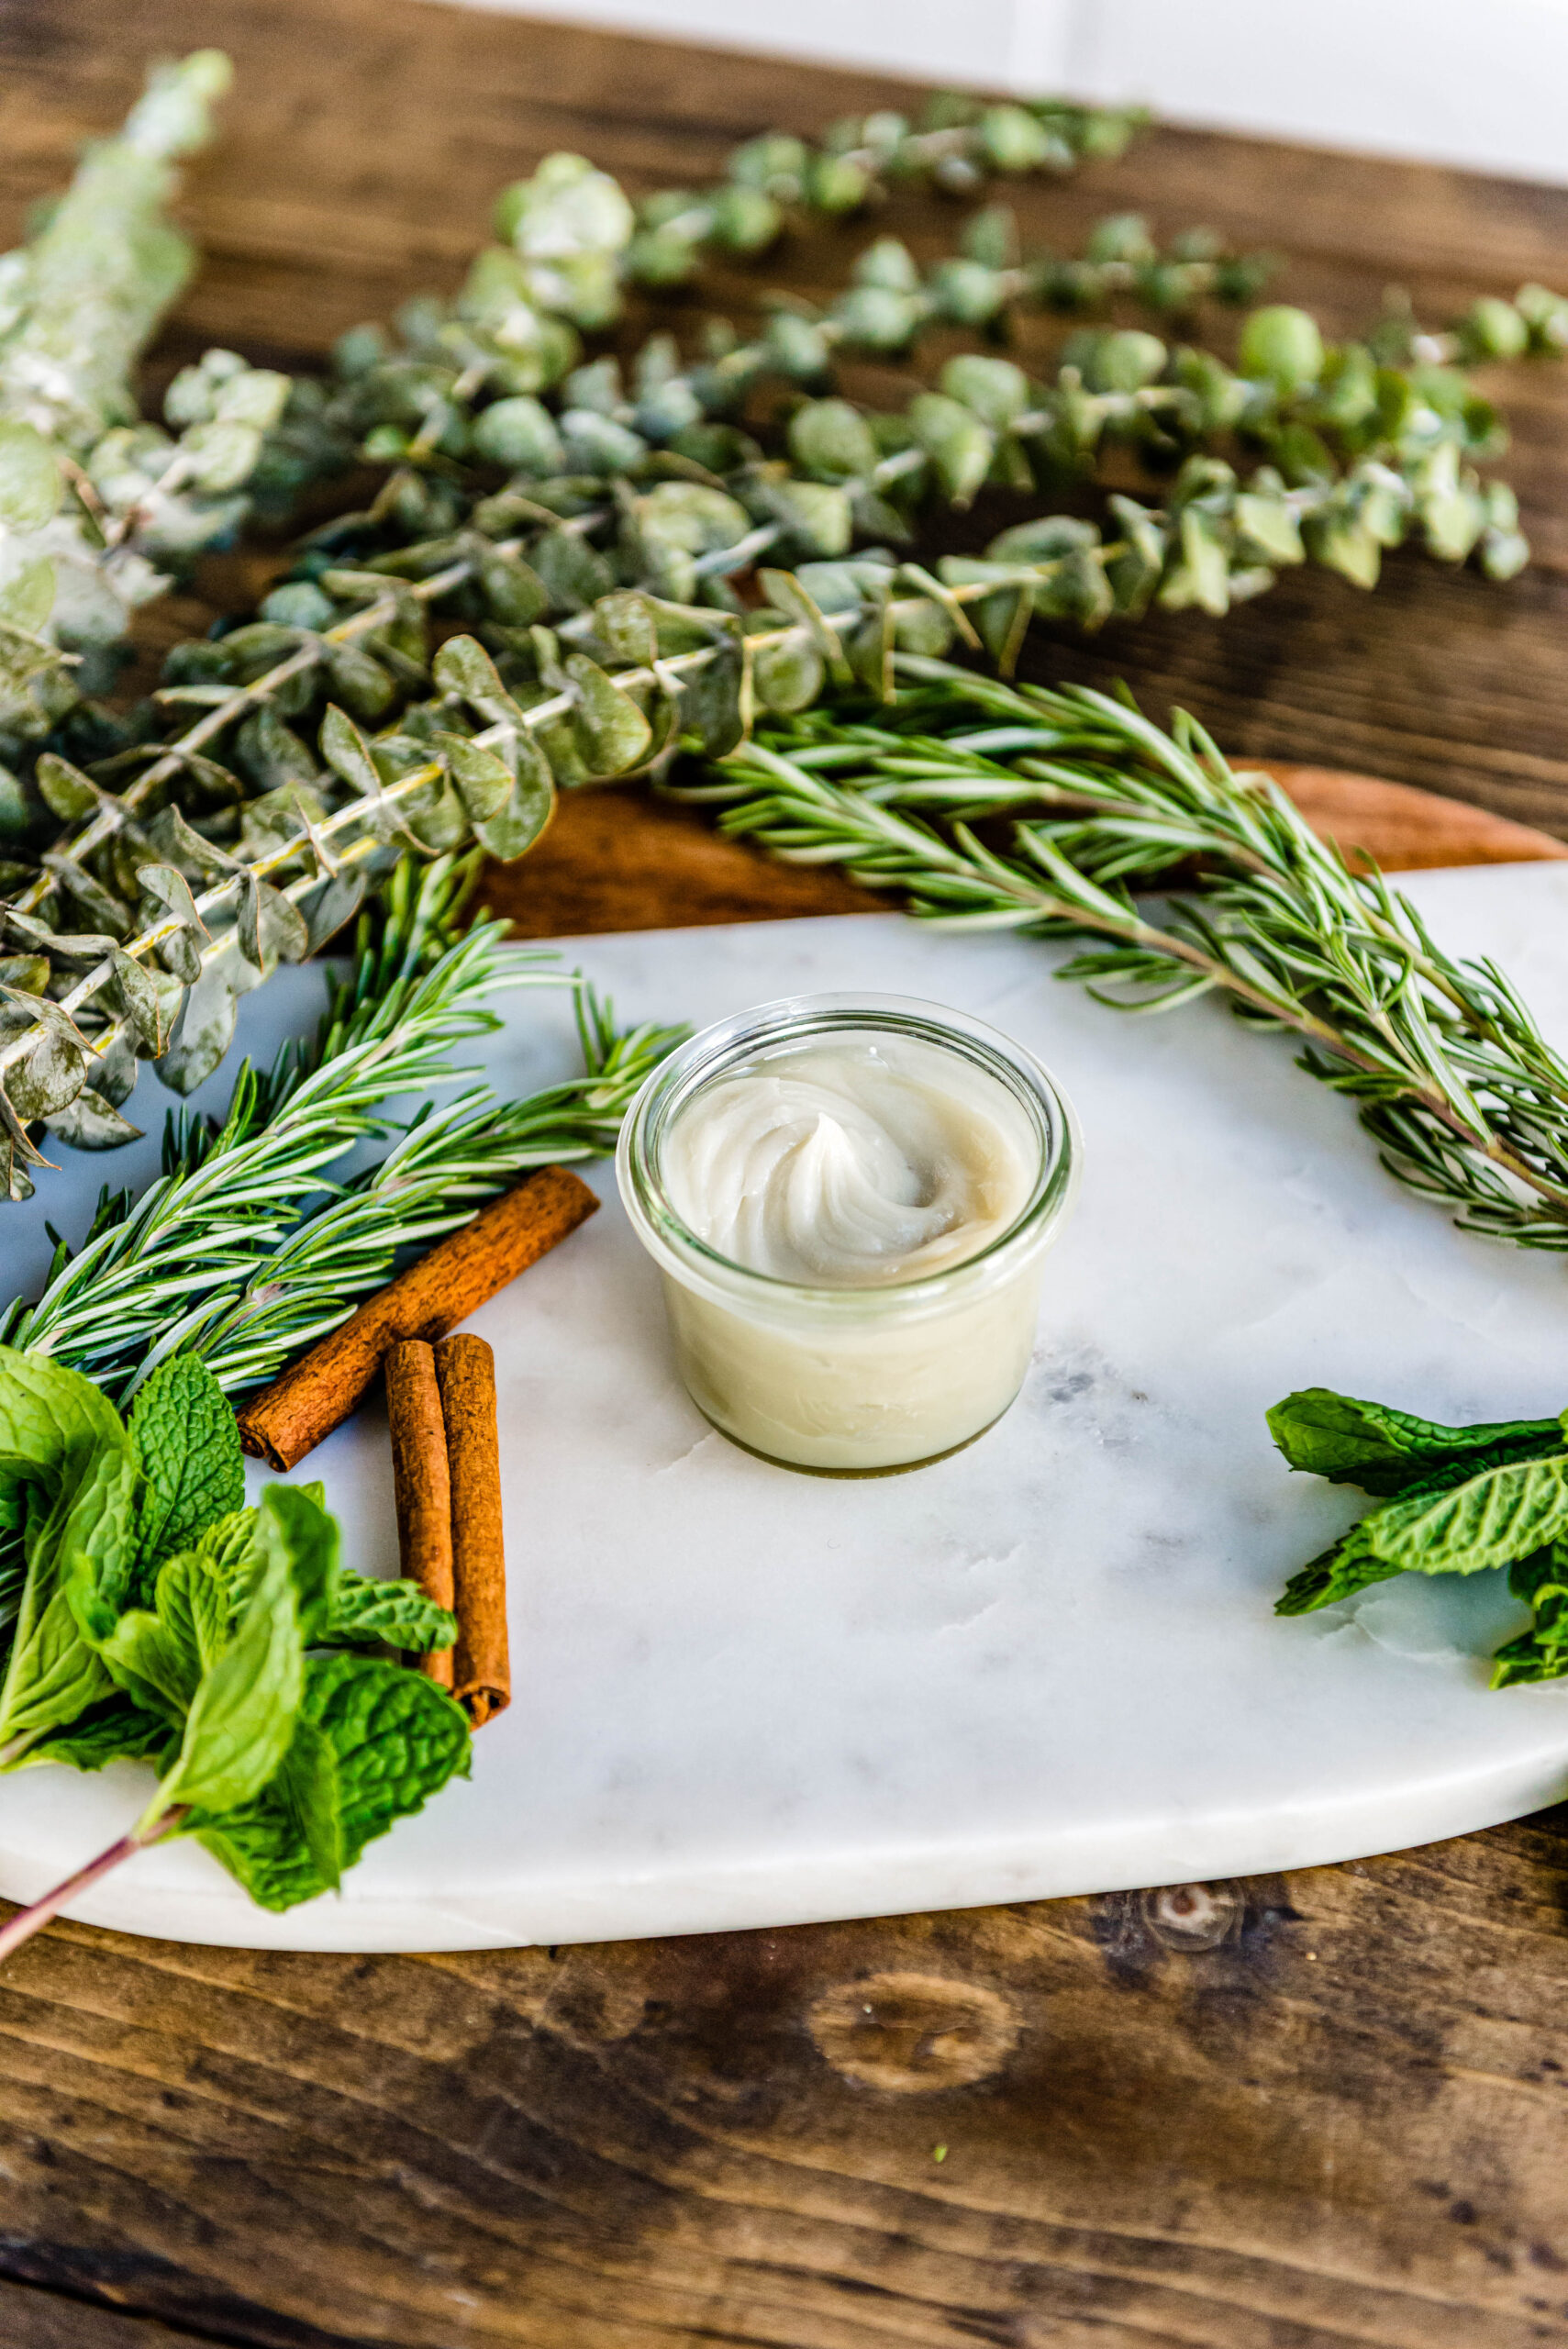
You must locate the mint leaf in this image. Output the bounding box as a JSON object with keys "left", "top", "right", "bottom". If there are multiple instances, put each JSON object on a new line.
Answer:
{"left": 1275, "top": 1451, "right": 1501, "bottom": 1616}
{"left": 1283, "top": 1456, "right": 1568, "bottom": 1620}
{"left": 194, "top": 1653, "right": 470, "bottom": 1910}
{"left": 19, "top": 1696, "right": 172, "bottom": 1773}
{"left": 1275, "top": 1530, "right": 1405, "bottom": 1616}
{"left": 324, "top": 1574, "right": 458, "bottom": 1653}
{"left": 1490, "top": 1638, "right": 1567, "bottom": 1688}
{"left": 155, "top": 1486, "right": 307, "bottom": 1817}
{"left": 1490, "top": 1544, "right": 1568, "bottom": 1687}
{"left": 1276, "top": 1446, "right": 1568, "bottom": 1616}
{"left": 1266, "top": 1387, "right": 1563, "bottom": 1496}
{"left": 271, "top": 1716, "right": 343, "bottom": 1891}
{"left": 321, "top": 1654, "right": 470, "bottom": 1860}
{"left": 0, "top": 1348, "right": 138, "bottom": 1750}
{"left": 264, "top": 1483, "right": 339, "bottom": 1642}
{"left": 99, "top": 1550, "right": 229, "bottom": 1724}
{"left": 1365, "top": 1454, "right": 1568, "bottom": 1576}
{"left": 129, "top": 1357, "right": 245, "bottom": 1582}
{"left": 1508, "top": 1544, "right": 1568, "bottom": 1630}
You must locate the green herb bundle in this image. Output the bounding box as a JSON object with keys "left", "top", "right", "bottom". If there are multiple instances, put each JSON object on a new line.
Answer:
{"left": 0, "top": 1345, "right": 470, "bottom": 1958}
{"left": 469, "top": 94, "right": 1146, "bottom": 330}
{"left": 1, "top": 852, "right": 684, "bottom": 1398}
{"left": 680, "top": 661, "right": 1568, "bottom": 1253}
{"left": 1268, "top": 1387, "right": 1568, "bottom": 1687}
{"left": 4, "top": 58, "right": 1564, "bottom": 1205}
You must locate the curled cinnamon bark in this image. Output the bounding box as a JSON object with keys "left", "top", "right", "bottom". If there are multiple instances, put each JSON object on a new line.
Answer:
{"left": 434, "top": 1333, "right": 510, "bottom": 1726}
{"left": 237, "top": 1165, "right": 598, "bottom": 1470}
{"left": 384, "top": 1340, "right": 455, "bottom": 1689}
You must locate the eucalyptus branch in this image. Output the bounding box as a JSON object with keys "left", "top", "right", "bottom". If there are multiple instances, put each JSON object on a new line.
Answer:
{"left": 472, "top": 95, "right": 1145, "bottom": 335}
{"left": 0, "top": 409, "right": 1529, "bottom": 1196}
{"left": 1, "top": 113, "right": 1554, "bottom": 1188}
{"left": 0, "top": 52, "right": 230, "bottom": 449}
{"left": 745, "top": 208, "right": 1271, "bottom": 368}
{"left": 681, "top": 664, "right": 1568, "bottom": 1250}
{"left": 0, "top": 55, "right": 350, "bottom": 714}
{"left": 0, "top": 54, "right": 339, "bottom": 715}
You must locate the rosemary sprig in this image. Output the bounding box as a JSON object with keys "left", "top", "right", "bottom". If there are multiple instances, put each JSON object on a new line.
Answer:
{"left": 680, "top": 662, "right": 1568, "bottom": 1251}
{"left": 1, "top": 855, "right": 684, "bottom": 1397}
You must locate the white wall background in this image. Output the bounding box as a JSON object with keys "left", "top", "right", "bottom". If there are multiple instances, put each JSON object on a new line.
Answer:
{"left": 439, "top": 0, "right": 1568, "bottom": 186}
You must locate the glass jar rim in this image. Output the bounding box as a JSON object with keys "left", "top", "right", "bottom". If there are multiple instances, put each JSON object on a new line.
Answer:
{"left": 616, "top": 990, "right": 1081, "bottom": 1314}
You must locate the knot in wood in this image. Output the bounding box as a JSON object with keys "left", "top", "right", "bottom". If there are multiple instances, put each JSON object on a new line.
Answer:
{"left": 807, "top": 1970, "right": 1021, "bottom": 2094}
{"left": 1141, "top": 1880, "right": 1242, "bottom": 1951}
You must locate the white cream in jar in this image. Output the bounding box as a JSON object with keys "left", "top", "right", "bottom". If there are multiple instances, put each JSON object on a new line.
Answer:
{"left": 618, "top": 996, "right": 1080, "bottom": 1474}
{"left": 660, "top": 1036, "right": 1035, "bottom": 1287}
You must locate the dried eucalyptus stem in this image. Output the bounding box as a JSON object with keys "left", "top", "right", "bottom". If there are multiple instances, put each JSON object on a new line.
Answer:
{"left": 678, "top": 660, "right": 1568, "bottom": 1250}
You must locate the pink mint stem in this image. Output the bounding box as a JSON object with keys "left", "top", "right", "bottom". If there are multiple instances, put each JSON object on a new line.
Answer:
{"left": 0, "top": 1805, "right": 189, "bottom": 1965}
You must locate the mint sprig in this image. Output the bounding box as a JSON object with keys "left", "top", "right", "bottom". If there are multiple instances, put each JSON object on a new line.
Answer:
{"left": 0, "top": 1345, "right": 473, "bottom": 1957}
{"left": 1270, "top": 1384, "right": 1568, "bottom": 1686}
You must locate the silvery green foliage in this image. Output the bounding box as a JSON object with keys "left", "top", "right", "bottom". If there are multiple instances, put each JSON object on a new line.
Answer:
{"left": 0, "top": 51, "right": 233, "bottom": 451}
{"left": 480, "top": 94, "right": 1146, "bottom": 321}
{"left": 0, "top": 53, "right": 348, "bottom": 732}
{"left": 0, "top": 273, "right": 1553, "bottom": 1197}
{"left": 328, "top": 304, "right": 1535, "bottom": 606}
{"left": 2, "top": 59, "right": 1560, "bottom": 1202}
{"left": 1, "top": 852, "right": 685, "bottom": 1399}
{"left": 761, "top": 204, "right": 1272, "bottom": 358}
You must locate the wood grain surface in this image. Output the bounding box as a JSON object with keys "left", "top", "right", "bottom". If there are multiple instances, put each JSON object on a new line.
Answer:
{"left": 3, "top": 3, "right": 1568, "bottom": 2343}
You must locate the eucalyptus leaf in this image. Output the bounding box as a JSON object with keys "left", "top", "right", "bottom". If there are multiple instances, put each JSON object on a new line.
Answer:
{"left": 138, "top": 862, "right": 209, "bottom": 985}
{"left": 156, "top": 958, "right": 237, "bottom": 1096}
{"left": 34, "top": 753, "right": 100, "bottom": 823}
{"left": 437, "top": 731, "right": 512, "bottom": 822}
{"left": 0, "top": 557, "right": 56, "bottom": 636}
{"left": 473, "top": 735, "right": 555, "bottom": 861}
{"left": 318, "top": 702, "right": 383, "bottom": 797}
{"left": 0, "top": 421, "right": 61, "bottom": 531}
{"left": 564, "top": 652, "right": 651, "bottom": 776}
{"left": 42, "top": 1085, "right": 142, "bottom": 1150}
{"left": 9, "top": 1029, "right": 86, "bottom": 1121}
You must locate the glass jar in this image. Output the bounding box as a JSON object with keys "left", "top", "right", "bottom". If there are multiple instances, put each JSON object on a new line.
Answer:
{"left": 617, "top": 992, "right": 1081, "bottom": 1474}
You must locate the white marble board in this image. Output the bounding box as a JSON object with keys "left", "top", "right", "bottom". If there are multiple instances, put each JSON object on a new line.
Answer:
{"left": 7, "top": 865, "right": 1568, "bottom": 1951}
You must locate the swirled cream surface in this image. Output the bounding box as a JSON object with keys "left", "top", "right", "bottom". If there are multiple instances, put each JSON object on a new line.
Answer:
{"left": 660, "top": 1033, "right": 1036, "bottom": 1288}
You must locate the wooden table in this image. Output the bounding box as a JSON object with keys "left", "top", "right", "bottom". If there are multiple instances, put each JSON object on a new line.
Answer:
{"left": 5, "top": 6, "right": 1568, "bottom": 2342}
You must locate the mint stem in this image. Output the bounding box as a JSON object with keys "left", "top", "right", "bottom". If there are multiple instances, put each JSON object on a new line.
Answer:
{"left": 0, "top": 1804, "right": 189, "bottom": 1965}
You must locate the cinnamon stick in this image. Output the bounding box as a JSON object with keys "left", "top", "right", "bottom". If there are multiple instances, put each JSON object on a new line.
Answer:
{"left": 237, "top": 1164, "right": 598, "bottom": 1470}
{"left": 434, "top": 1333, "right": 510, "bottom": 1726}
{"left": 384, "top": 1341, "right": 455, "bottom": 1689}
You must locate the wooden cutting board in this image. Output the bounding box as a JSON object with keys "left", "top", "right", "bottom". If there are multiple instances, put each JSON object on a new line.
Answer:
{"left": 481, "top": 763, "right": 1568, "bottom": 940}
